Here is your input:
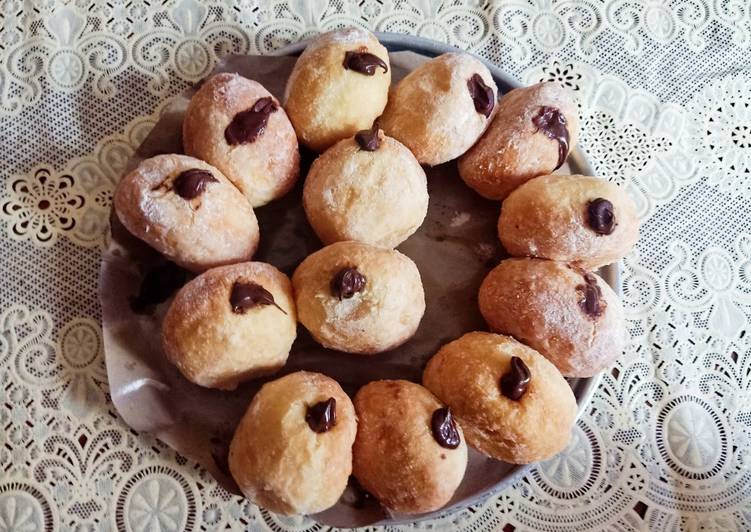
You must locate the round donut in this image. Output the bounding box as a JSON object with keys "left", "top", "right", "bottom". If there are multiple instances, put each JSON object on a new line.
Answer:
{"left": 423, "top": 332, "right": 577, "bottom": 463}
{"left": 352, "top": 379, "right": 467, "bottom": 514}
{"left": 183, "top": 73, "right": 300, "bottom": 207}
{"left": 113, "top": 154, "right": 259, "bottom": 273}
{"left": 284, "top": 28, "right": 390, "bottom": 152}
{"left": 478, "top": 258, "right": 625, "bottom": 378}
{"left": 303, "top": 127, "right": 428, "bottom": 248}
{"left": 229, "top": 371, "right": 357, "bottom": 515}
{"left": 291, "top": 241, "right": 425, "bottom": 354}
{"left": 458, "top": 82, "right": 579, "bottom": 200}
{"left": 499, "top": 174, "right": 639, "bottom": 269}
{"left": 162, "top": 262, "right": 296, "bottom": 389}
{"left": 380, "top": 53, "right": 498, "bottom": 166}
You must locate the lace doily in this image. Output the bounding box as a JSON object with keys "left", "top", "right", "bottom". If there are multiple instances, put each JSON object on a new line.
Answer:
{"left": 1, "top": 1, "right": 750, "bottom": 531}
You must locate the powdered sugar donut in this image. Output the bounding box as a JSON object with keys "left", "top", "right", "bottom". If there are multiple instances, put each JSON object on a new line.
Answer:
{"left": 380, "top": 53, "right": 498, "bottom": 166}
{"left": 162, "top": 262, "right": 296, "bottom": 390}
{"left": 113, "top": 154, "right": 259, "bottom": 273}
{"left": 352, "top": 380, "right": 467, "bottom": 514}
{"left": 284, "top": 28, "right": 391, "bottom": 152}
{"left": 183, "top": 73, "right": 300, "bottom": 207}
{"left": 302, "top": 127, "right": 428, "bottom": 248}
{"left": 499, "top": 174, "right": 639, "bottom": 269}
{"left": 423, "top": 332, "right": 576, "bottom": 463}
{"left": 229, "top": 371, "right": 356, "bottom": 515}
{"left": 478, "top": 258, "right": 625, "bottom": 378}
{"left": 292, "top": 241, "right": 425, "bottom": 354}
{"left": 458, "top": 82, "right": 579, "bottom": 200}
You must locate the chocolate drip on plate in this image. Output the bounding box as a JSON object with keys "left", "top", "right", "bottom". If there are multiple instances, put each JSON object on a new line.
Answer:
{"left": 306, "top": 397, "right": 337, "bottom": 433}
{"left": 587, "top": 198, "right": 616, "bottom": 235}
{"left": 173, "top": 169, "right": 218, "bottom": 199}
{"left": 229, "top": 281, "right": 286, "bottom": 314}
{"left": 331, "top": 267, "right": 366, "bottom": 300}
{"left": 343, "top": 50, "right": 388, "bottom": 75}
{"left": 500, "top": 356, "right": 531, "bottom": 400}
{"left": 431, "top": 407, "right": 461, "bottom": 449}
{"left": 467, "top": 73, "right": 495, "bottom": 118}
{"left": 224, "top": 97, "right": 278, "bottom": 145}
{"left": 532, "top": 106, "right": 570, "bottom": 170}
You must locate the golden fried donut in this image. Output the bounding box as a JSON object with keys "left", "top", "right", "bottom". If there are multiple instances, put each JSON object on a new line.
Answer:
{"left": 229, "top": 371, "right": 356, "bottom": 515}
{"left": 302, "top": 127, "right": 428, "bottom": 248}
{"left": 161, "top": 262, "right": 296, "bottom": 389}
{"left": 499, "top": 174, "right": 639, "bottom": 269}
{"left": 478, "top": 258, "right": 625, "bottom": 377}
{"left": 292, "top": 241, "right": 425, "bottom": 354}
{"left": 380, "top": 52, "right": 497, "bottom": 166}
{"left": 423, "top": 331, "right": 576, "bottom": 463}
{"left": 183, "top": 73, "right": 300, "bottom": 207}
{"left": 352, "top": 380, "right": 467, "bottom": 514}
{"left": 113, "top": 154, "right": 258, "bottom": 273}
{"left": 458, "top": 82, "right": 579, "bottom": 200}
{"left": 284, "top": 28, "right": 390, "bottom": 152}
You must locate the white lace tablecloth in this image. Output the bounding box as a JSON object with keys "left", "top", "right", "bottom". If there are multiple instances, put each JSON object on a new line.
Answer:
{"left": 1, "top": 1, "right": 750, "bottom": 531}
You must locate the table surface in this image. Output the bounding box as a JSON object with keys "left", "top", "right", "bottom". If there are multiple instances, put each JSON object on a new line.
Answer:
{"left": 1, "top": 1, "right": 750, "bottom": 531}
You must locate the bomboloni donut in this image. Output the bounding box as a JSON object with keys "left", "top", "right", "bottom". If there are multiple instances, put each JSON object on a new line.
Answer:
{"left": 113, "top": 154, "right": 259, "bottom": 273}
{"left": 303, "top": 126, "right": 428, "bottom": 248}
{"left": 380, "top": 52, "right": 497, "bottom": 166}
{"left": 229, "top": 371, "right": 357, "bottom": 515}
{"left": 284, "top": 28, "right": 390, "bottom": 152}
{"left": 292, "top": 241, "right": 425, "bottom": 354}
{"left": 183, "top": 73, "right": 300, "bottom": 207}
{"left": 423, "top": 332, "right": 576, "bottom": 463}
{"left": 162, "top": 262, "right": 296, "bottom": 389}
{"left": 478, "top": 258, "right": 625, "bottom": 378}
{"left": 458, "top": 81, "right": 579, "bottom": 200}
{"left": 352, "top": 380, "right": 467, "bottom": 514}
{"left": 499, "top": 174, "right": 639, "bottom": 269}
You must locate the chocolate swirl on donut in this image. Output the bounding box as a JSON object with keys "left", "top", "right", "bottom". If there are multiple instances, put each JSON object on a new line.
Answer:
{"left": 587, "top": 198, "right": 616, "bottom": 235}
{"left": 577, "top": 273, "right": 606, "bottom": 318}
{"left": 331, "top": 267, "right": 366, "bottom": 300}
{"left": 532, "top": 106, "right": 570, "bottom": 170}
{"left": 306, "top": 398, "right": 337, "bottom": 433}
{"left": 224, "top": 97, "right": 278, "bottom": 145}
{"left": 431, "top": 407, "right": 461, "bottom": 449}
{"left": 343, "top": 50, "right": 388, "bottom": 75}
{"left": 467, "top": 73, "right": 495, "bottom": 118}
{"left": 172, "top": 169, "right": 217, "bottom": 199}
{"left": 229, "top": 281, "right": 286, "bottom": 314}
{"left": 355, "top": 125, "right": 381, "bottom": 151}
{"left": 500, "top": 356, "right": 531, "bottom": 400}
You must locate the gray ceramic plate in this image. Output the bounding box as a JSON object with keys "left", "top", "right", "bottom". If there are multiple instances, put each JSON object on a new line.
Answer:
{"left": 272, "top": 33, "right": 613, "bottom": 526}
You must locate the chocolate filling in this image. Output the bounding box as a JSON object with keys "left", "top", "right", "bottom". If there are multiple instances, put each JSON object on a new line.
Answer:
{"left": 531, "top": 106, "right": 570, "bottom": 170}
{"left": 467, "top": 73, "right": 495, "bottom": 118}
{"left": 578, "top": 273, "right": 605, "bottom": 318}
{"left": 306, "top": 397, "right": 336, "bottom": 433}
{"left": 343, "top": 50, "right": 388, "bottom": 75}
{"left": 224, "top": 97, "right": 278, "bottom": 145}
{"left": 431, "top": 407, "right": 461, "bottom": 449}
{"left": 331, "top": 267, "right": 366, "bottom": 300}
{"left": 229, "top": 281, "right": 286, "bottom": 314}
{"left": 587, "top": 198, "right": 616, "bottom": 235}
{"left": 355, "top": 125, "right": 381, "bottom": 151}
{"left": 500, "top": 356, "right": 531, "bottom": 400}
{"left": 172, "top": 169, "right": 217, "bottom": 199}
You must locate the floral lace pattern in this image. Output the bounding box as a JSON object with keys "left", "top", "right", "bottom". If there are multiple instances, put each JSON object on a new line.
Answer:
{"left": 1, "top": 1, "right": 750, "bottom": 531}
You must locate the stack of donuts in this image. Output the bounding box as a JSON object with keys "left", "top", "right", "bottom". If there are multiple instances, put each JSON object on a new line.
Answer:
{"left": 113, "top": 28, "right": 639, "bottom": 517}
